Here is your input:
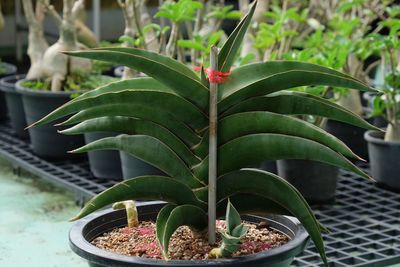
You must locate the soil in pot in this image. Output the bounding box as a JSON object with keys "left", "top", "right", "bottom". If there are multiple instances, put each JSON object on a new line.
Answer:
{"left": 277, "top": 159, "right": 339, "bottom": 204}
{"left": 0, "top": 74, "right": 29, "bottom": 139}
{"left": 365, "top": 130, "right": 400, "bottom": 192}
{"left": 16, "top": 75, "right": 116, "bottom": 159}
{"left": 92, "top": 220, "right": 289, "bottom": 260}
{"left": 0, "top": 62, "right": 17, "bottom": 121}
{"left": 85, "top": 132, "right": 123, "bottom": 180}
{"left": 120, "top": 152, "right": 165, "bottom": 179}
{"left": 325, "top": 120, "right": 369, "bottom": 160}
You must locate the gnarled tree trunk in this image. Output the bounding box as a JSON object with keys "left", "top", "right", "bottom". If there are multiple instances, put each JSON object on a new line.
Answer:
{"left": 22, "top": 0, "right": 49, "bottom": 79}
{"left": 43, "top": 0, "right": 91, "bottom": 91}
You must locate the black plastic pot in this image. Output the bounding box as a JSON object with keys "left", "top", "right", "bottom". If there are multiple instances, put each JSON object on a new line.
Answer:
{"left": 0, "top": 62, "right": 17, "bottom": 121}
{"left": 69, "top": 202, "right": 310, "bottom": 267}
{"left": 365, "top": 131, "right": 400, "bottom": 192}
{"left": 259, "top": 161, "right": 277, "bottom": 174}
{"left": 16, "top": 80, "right": 84, "bottom": 159}
{"left": 0, "top": 74, "right": 29, "bottom": 139}
{"left": 277, "top": 160, "right": 339, "bottom": 204}
{"left": 325, "top": 120, "right": 368, "bottom": 160}
{"left": 84, "top": 132, "right": 123, "bottom": 180}
{"left": 120, "top": 152, "right": 164, "bottom": 180}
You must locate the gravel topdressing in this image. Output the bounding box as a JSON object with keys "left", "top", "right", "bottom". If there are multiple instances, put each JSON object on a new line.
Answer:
{"left": 92, "top": 220, "right": 290, "bottom": 260}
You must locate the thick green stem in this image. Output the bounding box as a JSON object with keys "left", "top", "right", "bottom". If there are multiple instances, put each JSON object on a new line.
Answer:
{"left": 208, "top": 46, "right": 219, "bottom": 245}
{"left": 113, "top": 200, "right": 139, "bottom": 228}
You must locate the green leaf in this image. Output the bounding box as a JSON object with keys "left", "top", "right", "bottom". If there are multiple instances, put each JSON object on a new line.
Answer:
{"left": 42, "top": 90, "right": 208, "bottom": 130}
{"left": 31, "top": 78, "right": 172, "bottom": 127}
{"left": 223, "top": 91, "right": 380, "bottom": 131}
{"left": 61, "top": 117, "right": 200, "bottom": 166}
{"left": 70, "top": 176, "right": 206, "bottom": 221}
{"left": 194, "top": 111, "right": 360, "bottom": 159}
{"left": 193, "top": 134, "right": 371, "bottom": 182}
{"left": 219, "top": 61, "right": 368, "bottom": 98}
{"left": 219, "top": 70, "right": 376, "bottom": 113}
{"left": 161, "top": 205, "right": 207, "bottom": 255}
{"left": 225, "top": 199, "right": 242, "bottom": 234}
{"left": 64, "top": 48, "right": 209, "bottom": 111}
{"left": 156, "top": 204, "right": 177, "bottom": 255}
{"left": 217, "top": 169, "right": 328, "bottom": 266}
{"left": 72, "top": 134, "right": 204, "bottom": 188}
{"left": 218, "top": 0, "right": 257, "bottom": 72}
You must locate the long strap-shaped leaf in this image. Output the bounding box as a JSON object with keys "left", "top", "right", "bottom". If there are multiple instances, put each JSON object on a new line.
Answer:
{"left": 64, "top": 49, "right": 209, "bottom": 111}
{"left": 38, "top": 90, "right": 208, "bottom": 130}
{"left": 194, "top": 112, "right": 360, "bottom": 159}
{"left": 218, "top": 1, "right": 256, "bottom": 72}
{"left": 216, "top": 169, "right": 328, "bottom": 266}
{"left": 72, "top": 134, "right": 204, "bottom": 188}
{"left": 222, "top": 91, "right": 380, "bottom": 131}
{"left": 70, "top": 176, "right": 207, "bottom": 221}
{"left": 219, "top": 61, "right": 373, "bottom": 98}
{"left": 32, "top": 78, "right": 171, "bottom": 127}
{"left": 193, "top": 134, "right": 371, "bottom": 182}
{"left": 156, "top": 205, "right": 208, "bottom": 256}
{"left": 57, "top": 104, "right": 201, "bottom": 147}
{"left": 61, "top": 117, "right": 200, "bottom": 166}
{"left": 218, "top": 70, "right": 376, "bottom": 113}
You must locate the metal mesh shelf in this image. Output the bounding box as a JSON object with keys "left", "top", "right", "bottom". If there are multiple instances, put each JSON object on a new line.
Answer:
{"left": 0, "top": 122, "right": 399, "bottom": 266}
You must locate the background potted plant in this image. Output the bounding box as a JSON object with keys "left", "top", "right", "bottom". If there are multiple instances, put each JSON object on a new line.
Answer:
{"left": 16, "top": 0, "right": 114, "bottom": 158}
{"left": 365, "top": 10, "right": 400, "bottom": 191}
{"left": 0, "top": 1, "right": 18, "bottom": 121}
{"left": 33, "top": 2, "right": 376, "bottom": 266}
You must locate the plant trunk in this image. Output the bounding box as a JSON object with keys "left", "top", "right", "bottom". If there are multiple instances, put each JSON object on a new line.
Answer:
{"left": 73, "top": 0, "right": 98, "bottom": 48}
{"left": 384, "top": 123, "right": 400, "bottom": 142}
{"left": 140, "top": 1, "right": 159, "bottom": 52}
{"left": 336, "top": 89, "right": 364, "bottom": 117}
{"left": 118, "top": 0, "right": 137, "bottom": 79}
{"left": 166, "top": 22, "right": 179, "bottom": 57}
{"left": 0, "top": 1, "right": 4, "bottom": 31}
{"left": 22, "top": 0, "right": 49, "bottom": 80}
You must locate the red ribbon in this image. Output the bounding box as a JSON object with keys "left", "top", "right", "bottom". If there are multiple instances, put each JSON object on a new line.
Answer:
{"left": 193, "top": 66, "right": 231, "bottom": 84}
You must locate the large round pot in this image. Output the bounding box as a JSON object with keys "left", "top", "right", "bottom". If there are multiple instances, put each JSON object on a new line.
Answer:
{"left": 120, "top": 152, "right": 164, "bottom": 180}
{"left": 277, "top": 160, "right": 339, "bottom": 204}
{"left": 0, "top": 62, "right": 17, "bottom": 120}
{"left": 0, "top": 74, "right": 29, "bottom": 139}
{"left": 70, "top": 202, "right": 310, "bottom": 267}
{"left": 325, "top": 120, "right": 368, "bottom": 160}
{"left": 16, "top": 80, "right": 84, "bottom": 159}
{"left": 365, "top": 130, "right": 400, "bottom": 192}
{"left": 84, "top": 132, "right": 123, "bottom": 180}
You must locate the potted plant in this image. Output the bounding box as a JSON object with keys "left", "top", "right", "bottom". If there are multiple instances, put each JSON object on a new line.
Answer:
{"left": 365, "top": 11, "right": 400, "bottom": 191}
{"left": 0, "top": 1, "right": 18, "bottom": 121}
{"left": 16, "top": 0, "right": 115, "bottom": 158}
{"left": 33, "top": 2, "right": 376, "bottom": 266}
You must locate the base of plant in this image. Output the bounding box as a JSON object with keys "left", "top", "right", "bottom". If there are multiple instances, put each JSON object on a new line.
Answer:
{"left": 69, "top": 202, "right": 309, "bottom": 267}
{"left": 92, "top": 220, "right": 288, "bottom": 260}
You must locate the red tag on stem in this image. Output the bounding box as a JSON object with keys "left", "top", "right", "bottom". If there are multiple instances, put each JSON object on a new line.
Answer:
{"left": 193, "top": 66, "right": 231, "bottom": 84}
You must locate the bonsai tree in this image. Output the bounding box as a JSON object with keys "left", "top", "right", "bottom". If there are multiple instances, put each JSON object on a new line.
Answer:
{"left": 22, "top": 0, "right": 98, "bottom": 91}
{"left": 33, "top": 1, "right": 379, "bottom": 265}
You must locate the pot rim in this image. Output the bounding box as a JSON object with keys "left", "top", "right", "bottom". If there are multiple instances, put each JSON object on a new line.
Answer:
{"left": 15, "top": 79, "right": 87, "bottom": 97}
{"left": 69, "top": 201, "right": 309, "bottom": 266}
{"left": 364, "top": 130, "right": 400, "bottom": 146}
{"left": 0, "top": 62, "right": 17, "bottom": 77}
{"left": 0, "top": 74, "right": 26, "bottom": 93}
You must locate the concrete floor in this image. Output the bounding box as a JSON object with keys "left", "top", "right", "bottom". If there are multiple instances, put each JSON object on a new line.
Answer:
{"left": 0, "top": 157, "right": 87, "bottom": 267}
